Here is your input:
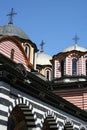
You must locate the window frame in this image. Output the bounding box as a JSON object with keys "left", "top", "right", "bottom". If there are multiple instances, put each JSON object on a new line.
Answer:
{"left": 72, "top": 58, "right": 77, "bottom": 75}
{"left": 10, "top": 49, "right": 15, "bottom": 60}
{"left": 25, "top": 44, "right": 30, "bottom": 59}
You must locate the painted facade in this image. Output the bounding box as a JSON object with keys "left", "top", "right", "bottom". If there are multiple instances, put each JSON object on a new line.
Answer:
{"left": 50, "top": 43, "right": 87, "bottom": 112}
{"left": 51, "top": 46, "right": 87, "bottom": 78}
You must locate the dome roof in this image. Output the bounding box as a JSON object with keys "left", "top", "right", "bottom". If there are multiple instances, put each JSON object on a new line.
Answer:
{"left": 63, "top": 44, "right": 87, "bottom": 52}
{"left": 36, "top": 52, "right": 52, "bottom": 65}
{"left": 0, "top": 23, "right": 29, "bottom": 40}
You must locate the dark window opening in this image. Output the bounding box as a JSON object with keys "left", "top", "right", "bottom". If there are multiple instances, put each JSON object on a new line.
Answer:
{"left": 46, "top": 70, "right": 50, "bottom": 80}
{"left": 10, "top": 49, "right": 14, "bottom": 60}
{"left": 61, "top": 60, "right": 64, "bottom": 77}
{"left": 86, "top": 60, "right": 87, "bottom": 75}
{"left": 72, "top": 59, "right": 77, "bottom": 75}
{"left": 25, "top": 45, "right": 30, "bottom": 59}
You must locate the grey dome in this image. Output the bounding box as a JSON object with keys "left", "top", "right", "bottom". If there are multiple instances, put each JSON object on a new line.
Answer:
{"left": 0, "top": 24, "right": 29, "bottom": 40}
{"left": 63, "top": 44, "right": 87, "bottom": 52}
{"left": 36, "top": 52, "right": 52, "bottom": 65}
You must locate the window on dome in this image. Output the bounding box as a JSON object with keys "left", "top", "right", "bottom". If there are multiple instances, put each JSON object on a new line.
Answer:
{"left": 61, "top": 60, "right": 64, "bottom": 77}
{"left": 72, "top": 59, "right": 77, "bottom": 75}
{"left": 45, "top": 69, "right": 51, "bottom": 80}
{"left": 25, "top": 44, "right": 30, "bottom": 59}
{"left": 10, "top": 49, "right": 15, "bottom": 60}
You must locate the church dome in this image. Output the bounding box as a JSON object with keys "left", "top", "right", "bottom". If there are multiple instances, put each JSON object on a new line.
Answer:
{"left": 0, "top": 23, "right": 29, "bottom": 40}
{"left": 36, "top": 52, "right": 52, "bottom": 65}
{"left": 63, "top": 44, "right": 87, "bottom": 52}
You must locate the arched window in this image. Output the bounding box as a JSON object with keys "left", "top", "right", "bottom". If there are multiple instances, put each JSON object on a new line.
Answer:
{"left": 42, "top": 116, "right": 58, "bottom": 130}
{"left": 61, "top": 60, "right": 64, "bottom": 77}
{"left": 45, "top": 69, "right": 51, "bottom": 80}
{"left": 7, "top": 104, "right": 36, "bottom": 130}
{"left": 64, "top": 121, "right": 73, "bottom": 130}
{"left": 86, "top": 60, "right": 87, "bottom": 76}
{"left": 10, "top": 49, "right": 14, "bottom": 60}
{"left": 25, "top": 44, "right": 30, "bottom": 59}
{"left": 72, "top": 59, "right": 77, "bottom": 75}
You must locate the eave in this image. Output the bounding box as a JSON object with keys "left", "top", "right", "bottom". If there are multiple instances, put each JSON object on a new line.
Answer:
{"left": 51, "top": 50, "right": 87, "bottom": 62}
{"left": 50, "top": 75, "right": 87, "bottom": 90}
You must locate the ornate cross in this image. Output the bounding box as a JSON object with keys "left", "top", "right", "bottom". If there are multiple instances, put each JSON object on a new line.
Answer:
{"left": 40, "top": 40, "right": 45, "bottom": 52}
{"left": 72, "top": 34, "right": 79, "bottom": 44}
{"left": 7, "top": 8, "right": 17, "bottom": 24}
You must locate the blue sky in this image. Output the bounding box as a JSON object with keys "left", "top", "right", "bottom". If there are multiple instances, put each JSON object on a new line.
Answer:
{"left": 0, "top": 0, "right": 87, "bottom": 56}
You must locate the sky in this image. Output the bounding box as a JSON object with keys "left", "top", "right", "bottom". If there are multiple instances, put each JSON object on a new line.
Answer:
{"left": 0, "top": 0, "right": 87, "bottom": 56}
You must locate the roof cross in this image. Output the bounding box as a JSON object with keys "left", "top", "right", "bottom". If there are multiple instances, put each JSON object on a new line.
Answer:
{"left": 72, "top": 34, "right": 79, "bottom": 44}
{"left": 40, "top": 40, "right": 45, "bottom": 52}
{"left": 7, "top": 8, "right": 17, "bottom": 24}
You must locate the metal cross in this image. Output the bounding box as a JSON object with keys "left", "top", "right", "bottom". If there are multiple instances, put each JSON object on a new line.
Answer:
{"left": 40, "top": 40, "right": 45, "bottom": 52}
{"left": 72, "top": 34, "right": 79, "bottom": 44}
{"left": 7, "top": 8, "right": 17, "bottom": 24}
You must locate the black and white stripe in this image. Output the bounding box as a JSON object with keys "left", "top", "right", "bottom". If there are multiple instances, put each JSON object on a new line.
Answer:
{"left": 8, "top": 97, "right": 37, "bottom": 129}
{"left": 41, "top": 111, "right": 59, "bottom": 130}
{"left": 0, "top": 86, "right": 87, "bottom": 130}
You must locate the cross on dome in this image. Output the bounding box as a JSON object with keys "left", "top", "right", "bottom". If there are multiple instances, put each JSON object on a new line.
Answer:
{"left": 40, "top": 40, "right": 45, "bottom": 52}
{"left": 7, "top": 8, "right": 17, "bottom": 24}
{"left": 72, "top": 34, "right": 79, "bottom": 44}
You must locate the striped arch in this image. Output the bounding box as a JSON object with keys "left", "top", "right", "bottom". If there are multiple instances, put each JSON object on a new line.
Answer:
{"left": 8, "top": 97, "right": 37, "bottom": 130}
{"left": 41, "top": 111, "right": 59, "bottom": 130}
{"left": 79, "top": 125, "right": 87, "bottom": 130}
{"left": 63, "top": 118, "right": 74, "bottom": 130}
